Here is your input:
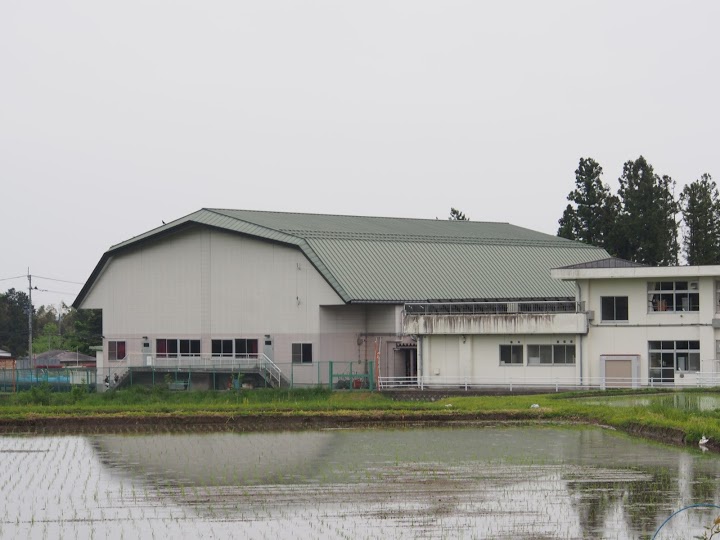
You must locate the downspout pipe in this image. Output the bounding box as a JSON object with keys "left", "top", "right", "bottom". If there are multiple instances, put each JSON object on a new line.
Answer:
{"left": 577, "top": 281, "right": 583, "bottom": 386}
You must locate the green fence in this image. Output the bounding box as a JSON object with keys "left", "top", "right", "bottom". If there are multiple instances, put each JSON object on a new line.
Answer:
{"left": 98, "top": 367, "right": 275, "bottom": 392}
{"left": 43, "top": 361, "right": 380, "bottom": 392}
{"left": 0, "top": 368, "right": 96, "bottom": 393}
{"left": 328, "top": 361, "right": 375, "bottom": 391}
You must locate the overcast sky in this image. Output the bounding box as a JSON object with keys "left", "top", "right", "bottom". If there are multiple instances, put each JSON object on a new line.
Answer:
{"left": 1, "top": 0, "right": 719, "bottom": 308}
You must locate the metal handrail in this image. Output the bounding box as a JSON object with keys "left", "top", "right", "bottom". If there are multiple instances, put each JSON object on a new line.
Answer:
{"left": 114, "top": 353, "right": 283, "bottom": 385}
{"left": 404, "top": 301, "right": 585, "bottom": 315}
{"left": 378, "top": 372, "right": 720, "bottom": 391}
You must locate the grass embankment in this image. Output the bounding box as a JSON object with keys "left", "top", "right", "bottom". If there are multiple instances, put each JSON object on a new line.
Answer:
{"left": 0, "top": 385, "right": 719, "bottom": 449}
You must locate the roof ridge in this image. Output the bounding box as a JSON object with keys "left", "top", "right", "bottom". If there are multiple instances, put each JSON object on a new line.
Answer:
{"left": 205, "top": 208, "right": 304, "bottom": 239}
{"left": 205, "top": 207, "right": 509, "bottom": 225}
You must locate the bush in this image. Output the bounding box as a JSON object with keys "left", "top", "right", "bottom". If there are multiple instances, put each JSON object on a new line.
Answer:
{"left": 16, "top": 383, "right": 53, "bottom": 406}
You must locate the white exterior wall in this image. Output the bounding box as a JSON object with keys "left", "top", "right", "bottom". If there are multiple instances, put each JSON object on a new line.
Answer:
{"left": 82, "top": 227, "right": 349, "bottom": 384}
{"left": 421, "top": 334, "right": 578, "bottom": 385}
{"left": 579, "top": 275, "right": 719, "bottom": 385}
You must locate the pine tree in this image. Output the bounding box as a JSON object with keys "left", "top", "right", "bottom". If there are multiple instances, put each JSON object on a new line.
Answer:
{"left": 680, "top": 174, "right": 720, "bottom": 265}
{"left": 449, "top": 208, "right": 469, "bottom": 221}
{"left": 616, "top": 156, "right": 679, "bottom": 265}
{"left": 556, "top": 158, "right": 619, "bottom": 253}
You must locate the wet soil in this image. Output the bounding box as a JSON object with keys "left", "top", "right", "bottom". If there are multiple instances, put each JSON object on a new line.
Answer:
{"left": 0, "top": 411, "right": 715, "bottom": 452}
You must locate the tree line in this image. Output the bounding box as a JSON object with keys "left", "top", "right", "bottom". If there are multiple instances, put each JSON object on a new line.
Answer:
{"left": 0, "top": 289, "right": 101, "bottom": 358}
{"left": 557, "top": 156, "right": 719, "bottom": 265}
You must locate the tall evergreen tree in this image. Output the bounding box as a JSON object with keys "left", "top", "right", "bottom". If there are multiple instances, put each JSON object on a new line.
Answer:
{"left": 680, "top": 174, "right": 720, "bottom": 265}
{"left": 556, "top": 158, "right": 619, "bottom": 253}
{"left": 616, "top": 156, "right": 679, "bottom": 265}
{"left": 0, "top": 288, "right": 33, "bottom": 356}
{"left": 449, "top": 207, "right": 469, "bottom": 221}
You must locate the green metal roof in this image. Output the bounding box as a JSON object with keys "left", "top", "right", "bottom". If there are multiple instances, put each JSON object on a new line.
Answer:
{"left": 75, "top": 208, "right": 608, "bottom": 307}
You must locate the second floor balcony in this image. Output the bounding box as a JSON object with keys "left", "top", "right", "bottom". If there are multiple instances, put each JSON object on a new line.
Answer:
{"left": 403, "top": 301, "right": 588, "bottom": 335}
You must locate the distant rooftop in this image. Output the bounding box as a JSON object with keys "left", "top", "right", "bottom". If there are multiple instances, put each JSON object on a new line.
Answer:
{"left": 557, "top": 257, "right": 647, "bottom": 270}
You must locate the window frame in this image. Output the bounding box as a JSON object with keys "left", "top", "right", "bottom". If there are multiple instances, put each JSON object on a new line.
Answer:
{"left": 601, "top": 296, "right": 629, "bottom": 322}
{"left": 648, "top": 340, "right": 700, "bottom": 376}
{"left": 647, "top": 281, "right": 699, "bottom": 313}
{"left": 108, "top": 340, "right": 126, "bottom": 361}
{"left": 156, "top": 338, "right": 201, "bottom": 358}
{"left": 235, "top": 338, "right": 259, "bottom": 358}
{"left": 499, "top": 344, "right": 523, "bottom": 366}
{"left": 292, "top": 343, "right": 313, "bottom": 364}
{"left": 527, "top": 343, "right": 575, "bottom": 366}
{"left": 211, "top": 339, "right": 234, "bottom": 357}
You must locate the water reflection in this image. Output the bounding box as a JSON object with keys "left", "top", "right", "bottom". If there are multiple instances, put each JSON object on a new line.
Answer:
{"left": 0, "top": 427, "right": 719, "bottom": 539}
{"left": 583, "top": 392, "right": 720, "bottom": 412}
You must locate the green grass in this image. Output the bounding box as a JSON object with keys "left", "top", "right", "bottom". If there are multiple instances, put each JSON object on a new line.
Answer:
{"left": 1, "top": 386, "right": 719, "bottom": 446}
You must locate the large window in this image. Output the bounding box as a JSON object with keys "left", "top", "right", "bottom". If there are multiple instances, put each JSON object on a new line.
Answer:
{"left": 499, "top": 344, "right": 523, "bottom": 365}
{"left": 235, "top": 339, "right": 259, "bottom": 358}
{"left": 601, "top": 296, "right": 628, "bottom": 321}
{"left": 211, "top": 339, "right": 259, "bottom": 358}
{"left": 156, "top": 339, "right": 200, "bottom": 358}
{"left": 528, "top": 344, "right": 575, "bottom": 365}
{"left": 108, "top": 341, "right": 126, "bottom": 361}
{"left": 292, "top": 343, "right": 313, "bottom": 364}
{"left": 649, "top": 340, "right": 700, "bottom": 381}
{"left": 212, "top": 339, "right": 233, "bottom": 357}
{"left": 648, "top": 281, "right": 699, "bottom": 312}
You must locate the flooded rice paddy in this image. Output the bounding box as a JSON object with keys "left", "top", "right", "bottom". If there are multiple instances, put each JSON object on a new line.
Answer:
{"left": 1, "top": 426, "right": 720, "bottom": 539}
{"left": 581, "top": 392, "right": 720, "bottom": 412}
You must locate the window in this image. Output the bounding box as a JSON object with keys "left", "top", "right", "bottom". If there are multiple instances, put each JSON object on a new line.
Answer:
{"left": 156, "top": 338, "right": 200, "bottom": 358}
{"left": 527, "top": 345, "right": 553, "bottom": 365}
{"left": 499, "top": 344, "right": 523, "bottom": 365}
{"left": 212, "top": 339, "right": 233, "bottom": 357}
{"left": 552, "top": 345, "right": 576, "bottom": 364}
{"left": 528, "top": 343, "right": 575, "bottom": 365}
{"left": 235, "top": 339, "right": 259, "bottom": 358}
{"left": 292, "top": 343, "right": 313, "bottom": 364}
{"left": 108, "top": 341, "right": 126, "bottom": 361}
{"left": 649, "top": 340, "right": 700, "bottom": 381}
{"left": 179, "top": 339, "right": 200, "bottom": 357}
{"left": 601, "top": 296, "right": 628, "bottom": 321}
{"left": 648, "top": 281, "right": 699, "bottom": 312}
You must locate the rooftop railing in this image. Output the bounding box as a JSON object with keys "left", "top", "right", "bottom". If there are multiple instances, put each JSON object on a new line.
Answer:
{"left": 404, "top": 300, "right": 585, "bottom": 316}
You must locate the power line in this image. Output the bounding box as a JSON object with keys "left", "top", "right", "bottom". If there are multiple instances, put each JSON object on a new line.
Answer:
{"left": 34, "top": 288, "right": 80, "bottom": 296}
{"left": 33, "top": 275, "right": 84, "bottom": 285}
{"left": 0, "top": 275, "right": 26, "bottom": 282}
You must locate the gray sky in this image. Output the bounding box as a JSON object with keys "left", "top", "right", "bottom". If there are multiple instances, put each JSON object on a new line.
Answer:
{"left": 2, "top": 0, "right": 719, "bottom": 308}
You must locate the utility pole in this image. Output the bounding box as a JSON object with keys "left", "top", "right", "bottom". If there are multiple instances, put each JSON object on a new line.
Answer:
{"left": 27, "top": 270, "right": 33, "bottom": 368}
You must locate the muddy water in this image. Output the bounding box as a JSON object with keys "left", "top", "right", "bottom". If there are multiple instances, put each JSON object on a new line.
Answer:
{"left": 582, "top": 392, "right": 720, "bottom": 412}
{"left": 1, "top": 427, "right": 719, "bottom": 539}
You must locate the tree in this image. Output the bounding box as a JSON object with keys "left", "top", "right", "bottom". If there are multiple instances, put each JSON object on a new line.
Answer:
{"left": 449, "top": 208, "right": 469, "bottom": 221}
{"left": 32, "top": 322, "right": 65, "bottom": 354}
{"left": 616, "top": 156, "right": 679, "bottom": 265}
{"left": 0, "top": 288, "right": 33, "bottom": 356}
{"left": 68, "top": 308, "right": 102, "bottom": 355}
{"left": 556, "top": 158, "right": 620, "bottom": 253}
{"left": 680, "top": 174, "right": 720, "bottom": 265}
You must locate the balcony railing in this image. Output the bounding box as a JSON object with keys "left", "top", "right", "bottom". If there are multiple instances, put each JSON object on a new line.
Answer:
{"left": 379, "top": 371, "right": 720, "bottom": 391}
{"left": 111, "top": 353, "right": 284, "bottom": 387}
{"left": 404, "top": 301, "right": 585, "bottom": 316}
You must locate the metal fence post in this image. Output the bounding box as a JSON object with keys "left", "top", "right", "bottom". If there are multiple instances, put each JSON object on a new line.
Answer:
{"left": 329, "top": 361, "right": 333, "bottom": 390}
